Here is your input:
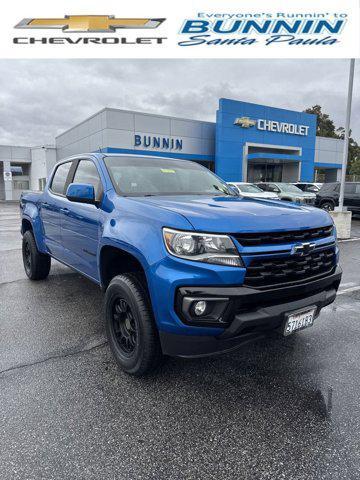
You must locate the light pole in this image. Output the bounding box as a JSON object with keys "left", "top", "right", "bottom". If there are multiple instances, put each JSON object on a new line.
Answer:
{"left": 338, "top": 58, "right": 355, "bottom": 211}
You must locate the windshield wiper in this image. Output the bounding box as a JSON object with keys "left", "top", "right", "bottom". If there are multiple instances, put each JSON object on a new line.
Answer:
{"left": 213, "top": 185, "right": 233, "bottom": 196}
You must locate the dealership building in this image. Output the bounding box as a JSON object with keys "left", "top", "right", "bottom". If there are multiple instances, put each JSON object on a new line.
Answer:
{"left": 0, "top": 99, "right": 344, "bottom": 200}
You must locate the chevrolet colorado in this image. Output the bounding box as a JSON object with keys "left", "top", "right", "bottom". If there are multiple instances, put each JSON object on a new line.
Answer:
{"left": 20, "top": 154, "right": 342, "bottom": 375}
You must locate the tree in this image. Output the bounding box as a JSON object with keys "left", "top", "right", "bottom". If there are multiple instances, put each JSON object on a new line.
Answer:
{"left": 336, "top": 127, "right": 360, "bottom": 175}
{"left": 349, "top": 158, "right": 360, "bottom": 175}
{"left": 304, "top": 105, "right": 338, "bottom": 138}
{"left": 304, "top": 105, "right": 360, "bottom": 175}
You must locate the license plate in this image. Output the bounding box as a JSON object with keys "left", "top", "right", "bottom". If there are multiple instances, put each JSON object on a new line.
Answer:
{"left": 283, "top": 307, "right": 316, "bottom": 336}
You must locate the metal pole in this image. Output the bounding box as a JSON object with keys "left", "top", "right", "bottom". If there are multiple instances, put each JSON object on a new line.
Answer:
{"left": 338, "top": 58, "right": 355, "bottom": 211}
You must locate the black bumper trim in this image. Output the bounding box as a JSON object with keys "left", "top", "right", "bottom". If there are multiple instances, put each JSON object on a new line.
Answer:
{"left": 161, "top": 266, "right": 342, "bottom": 357}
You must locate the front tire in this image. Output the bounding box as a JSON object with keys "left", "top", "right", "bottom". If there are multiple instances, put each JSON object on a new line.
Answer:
{"left": 105, "top": 274, "right": 163, "bottom": 376}
{"left": 22, "top": 230, "right": 51, "bottom": 280}
{"left": 320, "top": 200, "right": 335, "bottom": 212}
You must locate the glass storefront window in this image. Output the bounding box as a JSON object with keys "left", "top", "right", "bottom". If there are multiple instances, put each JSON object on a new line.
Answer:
{"left": 248, "top": 163, "right": 283, "bottom": 183}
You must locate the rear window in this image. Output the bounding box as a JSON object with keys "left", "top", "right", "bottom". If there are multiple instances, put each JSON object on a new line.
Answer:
{"left": 319, "top": 183, "right": 339, "bottom": 193}
{"left": 345, "top": 184, "right": 356, "bottom": 194}
{"left": 51, "top": 162, "right": 72, "bottom": 195}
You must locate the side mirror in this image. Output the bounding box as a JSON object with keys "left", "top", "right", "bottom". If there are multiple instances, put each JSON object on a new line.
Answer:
{"left": 66, "top": 183, "right": 96, "bottom": 205}
{"left": 229, "top": 185, "right": 241, "bottom": 197}
{"left": 228, "top": 185, "right": 240, "bottom": 196}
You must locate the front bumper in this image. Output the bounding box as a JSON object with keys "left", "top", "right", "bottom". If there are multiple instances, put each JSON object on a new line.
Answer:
{"left": 159, "top": 266, "right": 342, "bottom": 357}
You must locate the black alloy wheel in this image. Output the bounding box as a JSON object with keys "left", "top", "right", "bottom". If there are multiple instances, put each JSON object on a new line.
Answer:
{"left": 321, "top": 201, "right": 335, "bottom": 212}
{"left": 23, "top": 238, "right": 32, "bottom": 275}
{"left": 22, "top": 230, "right": 51, "bottom": 280}
{"left": 112, "top": 298, "right": 138, "bottom": 355}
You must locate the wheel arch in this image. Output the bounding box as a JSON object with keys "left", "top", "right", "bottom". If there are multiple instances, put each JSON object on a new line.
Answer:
{"left": 320, "top": 197, "right": 335, "bottom": 205}
{"left": 99, "top": 243, "right": 150, "bottom": 292}
{"left": 21, "top": 214, "right": 47, "bottom": 253}
{"left": 21, "top": 217, "right": 33, "bottom": 234}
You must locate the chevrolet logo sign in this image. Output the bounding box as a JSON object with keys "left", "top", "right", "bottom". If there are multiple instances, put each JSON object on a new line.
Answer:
{"left": 291, "top": 242, "right": 316, "bottom": 256}
{"left": 15, "top": 16, "right": 165, "bottom": 33}
{"left": 234, "top": 117, "right": 257, "bottom": 128}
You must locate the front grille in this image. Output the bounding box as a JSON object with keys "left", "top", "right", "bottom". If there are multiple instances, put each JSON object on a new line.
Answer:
{"left": 233, "top": 225, "right": 333, "bottom": 247}
{"left": 244, "top": 246, "right": 336, "bottom": 288}
{"left": 303, "top": 198, "right": 315, "bottom": 204}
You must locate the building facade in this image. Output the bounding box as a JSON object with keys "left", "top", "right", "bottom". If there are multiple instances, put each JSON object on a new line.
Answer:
{"left": 1, "top": 99, "right": 344, "bottom": 201}
{"left": 0, "top": 145, "right": 56, "bottom": 201}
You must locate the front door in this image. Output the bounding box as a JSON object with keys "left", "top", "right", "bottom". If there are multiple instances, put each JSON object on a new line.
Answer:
{"left": 60, "top": 159, "right": 103, "bottom": 281}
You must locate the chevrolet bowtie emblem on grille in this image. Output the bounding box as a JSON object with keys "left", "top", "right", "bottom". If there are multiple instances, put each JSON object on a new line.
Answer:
{"left": 15, "top": 16, "right": 165, "bottom": 33}
{"left": 234, "top": 117, "right": 257, "bottom": 128}
{"left": 291, "top": 242, "right": 316, "bottom": 256}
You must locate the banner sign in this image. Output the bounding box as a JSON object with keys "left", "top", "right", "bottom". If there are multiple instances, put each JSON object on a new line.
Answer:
{"left": 0, "top": 0, "right": 358, "bottom": 58}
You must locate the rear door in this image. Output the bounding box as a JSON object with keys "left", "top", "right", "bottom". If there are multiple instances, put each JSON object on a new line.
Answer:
{"left": 60, "top": 159, "right": 103, "bottom": 281}
{"left": 343, "top": 183, "right": 357, "bottom": 211}
{"left": 40, "top": 161, "right": 73, "bottom": 258}
{"left": 350, "top": 183, "right": 360, "bottom": 212}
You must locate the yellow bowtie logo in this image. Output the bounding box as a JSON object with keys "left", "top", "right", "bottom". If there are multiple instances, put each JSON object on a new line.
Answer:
{"left": 234, "top": 117, "right": 257, "bottom": 128}
{"left": 15, "top": 16, "right": 165, "bottom": 33}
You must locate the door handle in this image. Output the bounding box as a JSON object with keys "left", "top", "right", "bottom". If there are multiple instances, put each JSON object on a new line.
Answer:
{"left": 60, "top": 207, "right": 70, "bottom": 215}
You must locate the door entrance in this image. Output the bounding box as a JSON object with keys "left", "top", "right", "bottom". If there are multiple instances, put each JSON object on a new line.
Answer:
{"left": 247, "top": 160, "right": 300, "bottom": 183}
{"left": 248, "top": 163, "right": 283, "bottom": 183}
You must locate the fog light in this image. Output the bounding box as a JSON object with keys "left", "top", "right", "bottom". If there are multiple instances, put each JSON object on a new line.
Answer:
{"left": 194, "top": 300, "right": 207, "bottom": 316}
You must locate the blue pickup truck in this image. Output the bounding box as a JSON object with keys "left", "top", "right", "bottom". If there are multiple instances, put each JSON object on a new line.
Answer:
{"left": 20, "top": 153, "right": 342, "bottom": 375}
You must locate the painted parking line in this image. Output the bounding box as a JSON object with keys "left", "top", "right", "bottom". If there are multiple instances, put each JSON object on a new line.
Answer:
{"left": 337, "top": 286, "right": 360, "bottom": 295}
{"left": 339, "top": 282, "right": 357, "bottom": 289}
{"left": 338, "top": 237, "right": 360, "bottom": 243}
{"left": 0, "top": 227, "right": 20, "bottom": 232}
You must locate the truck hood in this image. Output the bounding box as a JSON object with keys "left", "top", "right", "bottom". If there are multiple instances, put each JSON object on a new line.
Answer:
{"left": 132, "top": 195, "right": 332, "bottom": 233}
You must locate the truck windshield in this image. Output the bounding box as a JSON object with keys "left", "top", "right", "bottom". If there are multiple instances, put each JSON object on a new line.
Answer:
{"left": 104, "top": 156, "right": 236, "bottom": 196}
{"left": 281, "top": 183, "right": 303, "bottom": 193}
{"left": 236, "top": 184, "right": 263, "bottom": 193}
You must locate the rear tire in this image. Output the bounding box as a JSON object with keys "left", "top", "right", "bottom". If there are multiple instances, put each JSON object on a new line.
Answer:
{"left": 320, "top": 200, "right": 335, "bottom": 212}
{"left": 105, "top": 274, "right": 163, "bottom": 376}
{"left": 22, "top": 230, "right": 51, "bottom": 280}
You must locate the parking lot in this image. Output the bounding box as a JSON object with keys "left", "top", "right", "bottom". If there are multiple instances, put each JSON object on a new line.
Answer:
{"left": 1, "top": 202, "right": 360, "bottom": 480}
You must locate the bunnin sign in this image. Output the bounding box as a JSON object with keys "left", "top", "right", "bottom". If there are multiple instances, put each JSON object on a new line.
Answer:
{"left": 234, "top": 116, "right": 310, "bottom": 136}
{"left": 134, "top": 134, "right": 183, "bottom": 150}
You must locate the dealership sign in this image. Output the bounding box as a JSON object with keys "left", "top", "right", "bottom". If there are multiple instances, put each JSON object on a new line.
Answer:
{"left": 234, "top": 116, "right": 309, "bottom": 136}
{"left": 178, "top": 18, "right": 347, "bottom": 47}
{"left": 134, "top": 134, "right": 183, "bottom": 150}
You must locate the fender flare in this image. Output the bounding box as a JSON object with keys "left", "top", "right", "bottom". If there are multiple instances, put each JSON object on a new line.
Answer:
{"left": 98, "top": 238, "right": 151, "bottom": 289}
{"left": 21, "top": 205, "right": 47, "bottom": 253}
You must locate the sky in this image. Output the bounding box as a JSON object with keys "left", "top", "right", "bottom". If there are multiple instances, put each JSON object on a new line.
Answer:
{"left": 0, "top": 59, "right": 359, "bottom": 146}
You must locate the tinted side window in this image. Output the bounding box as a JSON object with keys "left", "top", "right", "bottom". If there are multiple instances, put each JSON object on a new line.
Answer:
{"left": 305, "top": 185, "right": 318, "bottom": 192}
{"left": 356, "top": 184, "right": 360, "bottom": 194}
{"left": 345, "top": 184, "right": 356, "bottom": 194}
{"left": 73, "top": 160, "right": 102, "bottom": 198}
{"left": 51, "top": 162, "right": 72, "bottom": 195}
{"left": 319, "top": 183, "right": 338, "bottom": 193}
{"left": 268, "top": 184, "right": 280, "bottom": 193}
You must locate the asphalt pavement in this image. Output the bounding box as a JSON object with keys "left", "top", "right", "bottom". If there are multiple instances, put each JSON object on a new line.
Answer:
{"left": 1, "top": 203, "right": 360, "bottom": 480}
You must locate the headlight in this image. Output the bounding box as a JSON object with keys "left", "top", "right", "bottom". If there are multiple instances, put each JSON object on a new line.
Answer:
{"left": 163, "top": 228, "right": 242, "bottom": 267}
